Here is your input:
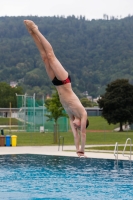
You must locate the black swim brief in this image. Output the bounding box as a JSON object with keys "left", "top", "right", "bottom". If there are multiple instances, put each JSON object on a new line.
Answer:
{"left": 52, "top": 75, "right": 71, "bottom": 86}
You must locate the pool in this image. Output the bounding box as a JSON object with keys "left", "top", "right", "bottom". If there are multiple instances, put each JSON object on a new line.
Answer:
{"left": 0, "top": 154, "right": 133, "bottom": 200}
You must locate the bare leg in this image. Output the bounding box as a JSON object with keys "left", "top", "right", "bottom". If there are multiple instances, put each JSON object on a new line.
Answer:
{"left": 24, "top": 22, "right": 55, "bottom": 80}
{"left": 24, "top": 20, "right": 68, "bottom": 80}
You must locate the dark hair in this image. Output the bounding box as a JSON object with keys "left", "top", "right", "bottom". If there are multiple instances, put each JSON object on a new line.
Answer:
{"left": 86, "top": 118, "right": 89, "bottom": 128}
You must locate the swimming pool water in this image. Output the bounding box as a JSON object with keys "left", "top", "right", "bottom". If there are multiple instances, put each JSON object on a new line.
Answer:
{"left": 0, "top": 154, "right": 133, "bottom": 200}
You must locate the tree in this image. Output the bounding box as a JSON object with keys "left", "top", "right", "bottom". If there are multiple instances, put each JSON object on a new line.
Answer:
{"left": 98, "top": 79, "right": 133, "bottom": 131}
{"left": 0, "top": 82, "right": 23, "bottom": 108}
{"left": 45, "top": 90, "right": 68, "bottom": 143}
{"left": 80, "top": 97, "right": 93, "bottom": 107}
{"left": 1, "top": 16, "right": 133, "bottom": 98}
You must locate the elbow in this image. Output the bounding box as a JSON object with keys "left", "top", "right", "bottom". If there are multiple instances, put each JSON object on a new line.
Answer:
{"left": 81, "top": 132, "right": 86, "bottom": 138}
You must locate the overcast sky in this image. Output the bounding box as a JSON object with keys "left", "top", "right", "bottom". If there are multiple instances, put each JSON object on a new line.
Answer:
{"left": 0, "top": 0, "right": 133, "bottom": 20}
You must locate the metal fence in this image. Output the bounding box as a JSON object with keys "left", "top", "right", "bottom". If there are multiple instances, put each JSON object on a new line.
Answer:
{"left": 16, "top": 94, "right": 69, "bottom": 132}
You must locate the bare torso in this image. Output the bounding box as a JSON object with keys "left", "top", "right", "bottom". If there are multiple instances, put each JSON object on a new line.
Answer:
{"left": 56, "top": 83, "right": 87, "bottom": 119}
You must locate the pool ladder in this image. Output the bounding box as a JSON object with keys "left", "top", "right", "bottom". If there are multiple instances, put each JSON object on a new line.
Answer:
{"left": 58, "top": 136, "right": 64, "bottom": 151}
{"left": 114, "top": 142, "right": 118, "bottom": 160}
{"left": 122, "top": 138, "right": 132, "bottom": 160}
{"left": 114, "top": 138, "right": 132, "bottom": 161}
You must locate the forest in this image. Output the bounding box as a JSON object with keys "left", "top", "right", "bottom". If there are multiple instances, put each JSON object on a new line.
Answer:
{"left": 0, "top": 15, "right": 133, "bottom": 98}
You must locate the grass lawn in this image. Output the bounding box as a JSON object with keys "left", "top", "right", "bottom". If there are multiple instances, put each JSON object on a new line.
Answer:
{"left": 0, "top": 118, "right": 18, "bottom": 125}
{"left": 86, "top": 131, "right": 132, "bottom": 145}
{"left": 87, "top": 116, "right": 119, "bottom": 130}
{"left": 3, "top": 129, "right": 133, "bottom": 148}
{"left": 0, "top": 116, "right": 133, "bottom": 149}
{"left": 85, "top": 145, "right": 132, "bottom": 151}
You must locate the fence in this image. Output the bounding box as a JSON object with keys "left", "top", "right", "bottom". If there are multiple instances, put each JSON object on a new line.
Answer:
{"left": 16, "top": 94, "right": 68, "bottom": 132}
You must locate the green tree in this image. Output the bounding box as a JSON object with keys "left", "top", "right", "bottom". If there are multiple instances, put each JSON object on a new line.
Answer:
{"left": 80, "top": 97, "right": 93, "bottom": 107}
{"left": 0, "top": 82, "right": 23, "bottom": 108}
{"left": 1, "top": 16, "right": 133, "bottom": 97}
{"left": 45, "top": 90, "right": 68, "bottom": 143}
{"left": 98, "top": 79, "right": 133, "bottom": 131}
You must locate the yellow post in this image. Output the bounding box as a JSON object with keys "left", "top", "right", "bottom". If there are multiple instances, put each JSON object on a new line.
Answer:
{"left": 9, "top": 102, "right": 12, "bottom": 132}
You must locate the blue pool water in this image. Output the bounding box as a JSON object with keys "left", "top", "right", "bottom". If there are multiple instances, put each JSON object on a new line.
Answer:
{"left": 0, "top": 154, "right": 133, "bottom": 200}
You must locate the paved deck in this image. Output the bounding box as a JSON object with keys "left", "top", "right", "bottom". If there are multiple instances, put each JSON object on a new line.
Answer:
{"left": 0, "top": 145, "right": 132, "bottom": 161}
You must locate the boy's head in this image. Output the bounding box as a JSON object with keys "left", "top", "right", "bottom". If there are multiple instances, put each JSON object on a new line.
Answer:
{"left": 73, "top": 118, "right": 89, "bottom": 130}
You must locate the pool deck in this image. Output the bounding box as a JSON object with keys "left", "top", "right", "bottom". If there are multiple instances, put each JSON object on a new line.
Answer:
{"left": 0, "top": 145, "right": 132, "bottom": 161}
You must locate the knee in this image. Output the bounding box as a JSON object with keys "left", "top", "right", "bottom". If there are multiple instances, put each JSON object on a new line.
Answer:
{"left": 47, "top": 51, "right": 55, "bottom": 62}
{"left": 41, "top": 50, "right": 55, "bottom": 63}
{"left": 82, "top": 133, "right": 86, "bottom": 139}
{"left": 41, "top": 53, "right": 47, "bottom": 62}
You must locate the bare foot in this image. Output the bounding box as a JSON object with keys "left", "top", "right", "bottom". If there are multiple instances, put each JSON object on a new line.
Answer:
{"left": 24, "top": 20, "right": 38, "bottom": 33}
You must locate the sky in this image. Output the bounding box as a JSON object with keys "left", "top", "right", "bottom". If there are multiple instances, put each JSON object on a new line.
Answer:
{"left": 0, "top": 0, "right": 133, "bottom": 20}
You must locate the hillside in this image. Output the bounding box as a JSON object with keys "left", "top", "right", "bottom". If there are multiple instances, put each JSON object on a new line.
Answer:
{"left": 0, "top": 16, "right": 133, "bottom": 98}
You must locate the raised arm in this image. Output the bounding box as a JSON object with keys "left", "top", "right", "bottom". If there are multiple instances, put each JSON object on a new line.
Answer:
{"left": 70, "top": 116, "right": 87, "bottom": 157}
{"left": 80, "top": 114, "right": 87, "bottom": 154}
{"left": 69, "top": 119, "right": 80, "bottom": 153}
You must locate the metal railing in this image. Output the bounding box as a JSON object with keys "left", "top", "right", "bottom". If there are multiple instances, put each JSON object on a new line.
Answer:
{"left": 58, "top": 136, "right": 64, "bottom": 151}
{"left": 114, "top": 142, "right": 118, "bottom": 161}
{"left": 122, "top": 138, "right": 132, "bottom": 160}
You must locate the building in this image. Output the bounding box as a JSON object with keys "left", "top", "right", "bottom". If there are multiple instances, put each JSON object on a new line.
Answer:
{"left": 10, "top": 81, "right": 18, "bottom": 88}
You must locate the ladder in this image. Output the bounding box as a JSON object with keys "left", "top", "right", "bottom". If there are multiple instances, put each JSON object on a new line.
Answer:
{"left": 122, "top": 138, "right": 132, "bottom": 160}
{"left": 58, "top": 136, "right": 64, "bottom": 151}
{"left": 114, "top": 142, "right": 118, "bottom": 161}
